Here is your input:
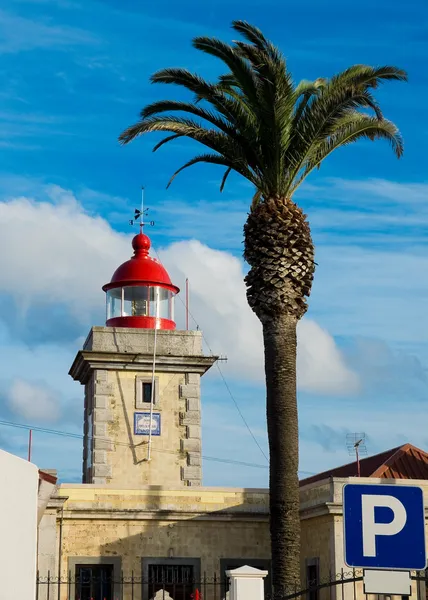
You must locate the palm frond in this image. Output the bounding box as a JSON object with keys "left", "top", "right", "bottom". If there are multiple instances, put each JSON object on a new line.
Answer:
{"left": 152, "top": 133, "right": 183, "bottom": 152}
{"left": 294, "top": 78, "right": 327, "bottom": 98}
{"left": 290, "top": 114, "right": 403, "bottom": 192}
{"left": 233, "top": 40, "right": 295, "bottom": 190}
{"left": 331, "top": 65, "right": 408, "bottom": 90}
{"left": 192, "top": 36, "right": 260, "bottom": 108}
{"left": 133, "top": 116, "right": 260, "bottom": 184}
{"left": 285, "top": 82, "right": 399, "bottom": 193}
{"left": 166, "top": 153, "right": 258, "bottom": 189}
{"left": 119, "top": 115, "right": 243, "bottom": 162}
{"left": 149, "top": 68, "right": 259, "bottom": 140}
{"left": 232, "top": 20, "right": 285, "bottom": 66}
{"left": 231, "top": 21, "right": 269, "bottom": 53}
{"left": 140, "top": 99, "right": 237, "bottom": 136}
{"left": 218, "top": 73, "right": 239, "bottom": 88}
{"left": 220, "top": 167, "right": 232, "bottom": 191}
{"left": 293, "top": 78, "right": 326, "bottom": 127}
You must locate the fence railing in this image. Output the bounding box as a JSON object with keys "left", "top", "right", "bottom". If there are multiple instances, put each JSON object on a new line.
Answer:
{"left": 36, "top": 568, "right": 428, "bottom": 600}
{"left": 271, "top": 568, "right": 428, "bottom": 600}
{"left": 269, "top": 569, "right": 364, "bottom": 600}
{"left": 36, "top": 573, "right": 225, "bottom": 600}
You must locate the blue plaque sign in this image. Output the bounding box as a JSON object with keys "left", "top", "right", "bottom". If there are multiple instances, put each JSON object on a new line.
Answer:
{"left": 134, "top": 412, "right": 161, "bottom": 436}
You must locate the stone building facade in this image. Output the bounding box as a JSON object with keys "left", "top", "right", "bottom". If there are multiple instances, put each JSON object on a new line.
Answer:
{"left": 37, "top": 446, "right": 428, "bottom": 600}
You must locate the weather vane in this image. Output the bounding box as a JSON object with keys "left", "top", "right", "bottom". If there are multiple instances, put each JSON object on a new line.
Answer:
{"left": 129, "top": 187, "right": 155, "bottom": 231}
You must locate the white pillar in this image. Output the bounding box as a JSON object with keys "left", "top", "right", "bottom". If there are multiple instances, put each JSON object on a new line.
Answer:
{"left": 226, "top": 565, "right": 269, "bottom": 600}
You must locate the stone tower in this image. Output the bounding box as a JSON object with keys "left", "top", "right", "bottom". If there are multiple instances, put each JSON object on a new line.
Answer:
{"left": 69, "top": 231, "right": 216, "bottom": 487}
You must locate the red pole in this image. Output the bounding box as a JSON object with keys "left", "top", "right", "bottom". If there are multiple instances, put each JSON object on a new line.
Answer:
{"left": 185, "top": 278, "right": 189, "bottom": 330}
{"left": 28, "top": 429, "right": 32, "bottom": 462}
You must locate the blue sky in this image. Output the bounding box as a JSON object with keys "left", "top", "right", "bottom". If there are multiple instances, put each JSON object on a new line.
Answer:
{"left": 0, "top": 0, "right": 427, "bottom": 486}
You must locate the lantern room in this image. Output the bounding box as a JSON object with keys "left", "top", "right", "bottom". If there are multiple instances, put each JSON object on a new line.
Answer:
{"left": 102, "top": 232, "right": 179, "bottom": 330}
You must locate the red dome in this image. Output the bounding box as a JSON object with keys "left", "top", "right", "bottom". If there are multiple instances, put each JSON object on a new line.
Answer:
{"left": 102, "top": 233, "right": 179, "bottom": 294}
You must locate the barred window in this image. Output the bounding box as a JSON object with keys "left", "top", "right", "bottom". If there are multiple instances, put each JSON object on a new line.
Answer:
{"left": 147, "top": 564, "right": 196, "bottom": 600}
{"left": 75, "top": 564, "right": 113, "bottom": 600}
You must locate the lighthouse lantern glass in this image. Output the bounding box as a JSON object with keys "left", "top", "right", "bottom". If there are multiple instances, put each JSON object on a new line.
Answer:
{"left": 107, "top": 286, "right": 174, "bottom": 320}
{"left": 154, "top": 287, "right": 172, "bottom": 319}
{"left": 123, "top": 286, "right": 149, "bottom": 317}
{"left": 106, "top": 288, "right": 122, "bottom": 320}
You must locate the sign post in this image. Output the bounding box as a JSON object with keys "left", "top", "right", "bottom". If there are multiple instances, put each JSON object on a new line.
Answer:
{"left": 343, "top": 483, "right": 426, "bottom": 595}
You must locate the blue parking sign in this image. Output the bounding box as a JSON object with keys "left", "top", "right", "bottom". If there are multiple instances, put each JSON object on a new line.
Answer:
{"left": 344, "top": 484, "right": 426, "bottom": 570}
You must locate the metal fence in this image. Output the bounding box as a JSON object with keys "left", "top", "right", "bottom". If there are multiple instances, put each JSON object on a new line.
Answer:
{"left": 271, "top": 569, "right": 364, "bottom": 600}
{"left": 273, "top": 569, "right": 428, "bottom": 600}
{"left": 36, "top": 572, "right": 225, "bottom": 600}
{"left": 36, "top": 569, "right": 428, "bottom": 600}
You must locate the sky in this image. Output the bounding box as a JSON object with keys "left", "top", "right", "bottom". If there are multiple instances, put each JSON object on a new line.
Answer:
{"left": 0, "top": 0, "right": 427, "bottom": 487}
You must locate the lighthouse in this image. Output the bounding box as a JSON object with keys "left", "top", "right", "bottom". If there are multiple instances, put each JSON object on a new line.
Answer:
{"left": 69, "top": 229, "right": 217, "bottom": 487}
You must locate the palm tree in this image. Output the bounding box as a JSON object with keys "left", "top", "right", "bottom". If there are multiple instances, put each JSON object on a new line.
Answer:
{"left": 119, "top": 21, "right": 406, "bottom": 593}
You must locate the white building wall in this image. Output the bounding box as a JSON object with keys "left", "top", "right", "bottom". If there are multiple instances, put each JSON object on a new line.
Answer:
{"left": 0, "top": 449, "right": 39, "bottom": 600}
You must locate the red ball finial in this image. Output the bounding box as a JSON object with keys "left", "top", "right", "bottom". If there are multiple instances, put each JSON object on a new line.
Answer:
{"left": 132, "top": 233, "right": 151, "bottom": 256}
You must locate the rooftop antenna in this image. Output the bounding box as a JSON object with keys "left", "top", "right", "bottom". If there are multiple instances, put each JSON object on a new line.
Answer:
{"left": 129, "top": 187, "right": 155, "bottom": 231}
{"left": 346, "top": 432, "right": 367, "bottom": 477}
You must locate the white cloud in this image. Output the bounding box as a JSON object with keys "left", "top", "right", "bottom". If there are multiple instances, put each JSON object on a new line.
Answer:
{"left": 297, "top": 320, "right": 359, "bottom": 394}
{"left": 7, "top": 379, "right": 60, "bottom": 422}
{"left": 160, "top": 240, "right": 358, "bottom": 393}
{"left": 0, "top": 186, "right": 356, "bottom": 395}
{"left": 0, "top": 188, "right": 128, "bottom": 324}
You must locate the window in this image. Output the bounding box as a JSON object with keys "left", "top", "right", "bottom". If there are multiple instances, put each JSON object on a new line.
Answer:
{"left": 136, "top": 377, "right": 159, "bottom": 409}
{"left": 148, "top": 564, "right": 195, "bottom": 600}
{"left": 143, "top": 382, "right": 153, "bottom": 404}
{"left": 69, "top": 557, "right": 121, "bottom": 600}
{"left": 75, "top": 564, "right": 113, "bottom": 600}
{"left": 306, "top": 558, "right": 320, "bottom": 600}
{"left": 142, "top": 558, "right": 201, "bottom": 600}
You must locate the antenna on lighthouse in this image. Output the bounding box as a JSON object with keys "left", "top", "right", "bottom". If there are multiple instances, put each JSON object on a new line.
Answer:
{"left": 346, "top": 432, "right": 367, "bottom": 477}
{"left": 129, "top": 187, "right": 155, "bottom": 230}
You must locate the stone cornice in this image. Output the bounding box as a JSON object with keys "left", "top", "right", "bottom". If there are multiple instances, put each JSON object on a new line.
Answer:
{"left": 46, "top": 496, "right": 69, "bottom": 510}
{"left": 300, "top": 501, "right": 343, "bottom": 520}
{"left": 69, "top": 351, "right": 218, "bottom": 383}
{"left": 59, "top": 508, "right": 268, "bottom": 522}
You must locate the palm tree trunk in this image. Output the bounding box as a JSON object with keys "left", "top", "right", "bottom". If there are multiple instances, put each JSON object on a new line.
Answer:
{"left": 263, "top": 312, "right": 300, "bottom": 595}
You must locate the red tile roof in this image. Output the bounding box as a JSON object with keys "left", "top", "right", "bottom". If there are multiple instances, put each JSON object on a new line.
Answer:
{"left": 38, "top": 470, "right": 57, "bottom": 485}
{"left": 300, "top": 443, "right": 428, "bottom": 487}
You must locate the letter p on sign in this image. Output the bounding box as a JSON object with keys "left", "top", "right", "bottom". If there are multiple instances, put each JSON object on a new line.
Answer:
{"left": 344, "top": 484, "right": 426, "bottom": 570}
{"left": 361, "top": 495, "right": 407, "bottom": 557}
